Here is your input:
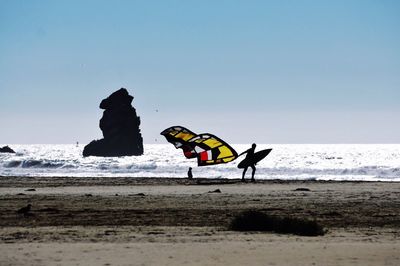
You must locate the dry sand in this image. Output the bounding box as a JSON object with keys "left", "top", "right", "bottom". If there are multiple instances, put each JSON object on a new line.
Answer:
{"left": 0, "top": 177, "right": 399, "bottom": 265}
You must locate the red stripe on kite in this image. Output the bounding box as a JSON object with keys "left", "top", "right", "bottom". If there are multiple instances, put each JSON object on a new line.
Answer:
{"left": 200, "top": 151, "right": 208, "bottom": 161}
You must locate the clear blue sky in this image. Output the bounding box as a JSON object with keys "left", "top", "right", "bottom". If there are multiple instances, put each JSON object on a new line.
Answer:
{"left": 1, "top": 0, "right": 399, "bottom": 144}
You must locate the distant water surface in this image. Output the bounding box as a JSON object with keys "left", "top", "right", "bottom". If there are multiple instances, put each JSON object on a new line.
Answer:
{"left": 0, "top": 144, "right": 399, "bottom": 181}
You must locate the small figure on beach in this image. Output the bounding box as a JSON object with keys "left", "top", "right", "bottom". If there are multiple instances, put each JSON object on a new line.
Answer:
{"left": 187, "top": 167, "right": 193, "bottom": 179}
{"left": 238, "top": 143, "right": 257, "bottom": 182}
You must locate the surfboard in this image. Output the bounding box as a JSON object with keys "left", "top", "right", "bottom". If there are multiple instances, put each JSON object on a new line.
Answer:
{"left": 237, "top": 149, "right": 272, "bottom": 169}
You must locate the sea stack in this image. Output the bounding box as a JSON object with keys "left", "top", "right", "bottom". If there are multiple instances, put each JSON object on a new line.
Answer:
{"left": 83, "top": 88, "right": 144, "bottom": 157}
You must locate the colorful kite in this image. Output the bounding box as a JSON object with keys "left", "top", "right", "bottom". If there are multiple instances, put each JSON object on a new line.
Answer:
{"left": 160, "top": 126, "right": 238, "bottom": 166}
{"left": 160, "top": 126, "right": 197, "bottom": 159}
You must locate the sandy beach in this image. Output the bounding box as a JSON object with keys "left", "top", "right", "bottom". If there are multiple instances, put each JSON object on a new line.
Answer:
{"left": 0, "top": 177, "right": 399, "bottom": 265}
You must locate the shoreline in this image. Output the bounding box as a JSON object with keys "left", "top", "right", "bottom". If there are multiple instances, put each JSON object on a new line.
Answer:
{"left": 1, "top": 175, "right": 398, "bottom": 188}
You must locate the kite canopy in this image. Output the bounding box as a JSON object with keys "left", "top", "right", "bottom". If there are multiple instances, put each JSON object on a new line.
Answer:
{"left": 160, "top": 126, "right": 238, "bottom": 166}
{"left": 160, "top": 126, "right": 197, "bottom": 159}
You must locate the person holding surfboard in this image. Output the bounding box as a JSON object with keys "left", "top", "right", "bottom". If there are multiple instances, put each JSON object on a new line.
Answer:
{"left": 238, "top": 144, "right": 272, "bottom": 182}
{"left": 238, "top": 143, "right": 257, "bottom": 182}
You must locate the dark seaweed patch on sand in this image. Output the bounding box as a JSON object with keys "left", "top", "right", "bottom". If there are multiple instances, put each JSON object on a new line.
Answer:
{"left": 230, "top": 210, "right": 325, "bottom": 236}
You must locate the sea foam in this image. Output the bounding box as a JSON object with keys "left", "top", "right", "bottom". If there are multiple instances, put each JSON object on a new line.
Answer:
{"left": 0, "top": 144, "right": 399, "bottom": 181}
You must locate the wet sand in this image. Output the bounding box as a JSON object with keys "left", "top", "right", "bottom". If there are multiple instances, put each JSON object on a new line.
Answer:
{"left": 0, "top": 177, "right": 399, "bottom": 265}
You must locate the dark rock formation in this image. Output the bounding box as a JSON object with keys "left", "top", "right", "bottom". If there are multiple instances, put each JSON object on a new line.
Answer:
{"left": 0, "top": 146, "right": 15, "bottom": 153}
{"left": 83, "top": 88, "right": 144, "bottom": 157}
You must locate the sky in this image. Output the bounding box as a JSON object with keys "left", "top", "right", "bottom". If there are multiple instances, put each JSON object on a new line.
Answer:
{"left": 0, "top": 0, "right": 399, "bottom": 144}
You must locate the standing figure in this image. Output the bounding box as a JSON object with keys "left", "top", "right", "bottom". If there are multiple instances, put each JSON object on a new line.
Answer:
{"left": 187, "top": 167, "right": 193, "bottom": 179}
{"left": 238, "top": 143, "right": 257, "bottom": 182}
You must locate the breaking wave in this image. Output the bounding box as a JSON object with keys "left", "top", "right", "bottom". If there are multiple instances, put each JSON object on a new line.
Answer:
{"left": 0, "top": 144, "right": 399, "bottom": 181}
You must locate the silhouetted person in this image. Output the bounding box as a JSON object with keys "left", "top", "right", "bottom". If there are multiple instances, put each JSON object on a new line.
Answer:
{"left": 239, "top": 143, "right": 257, "bottom": 182}
{"left": 188, "top": 167, "right": 193, "bottom": 179}
{"left": 17, "top": 204, "right": 32, "bottom": 216}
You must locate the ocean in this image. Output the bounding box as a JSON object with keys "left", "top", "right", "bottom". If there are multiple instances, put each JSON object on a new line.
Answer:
{"left": 0, "top": 144, "right": 399, "bottom": 181}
